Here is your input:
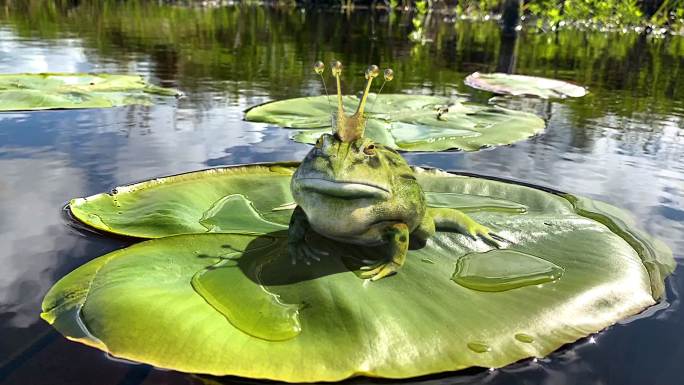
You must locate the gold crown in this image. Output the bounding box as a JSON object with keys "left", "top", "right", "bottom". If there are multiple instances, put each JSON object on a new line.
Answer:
{"left": 313, "top": 60, "right": 393, "bottom": 142}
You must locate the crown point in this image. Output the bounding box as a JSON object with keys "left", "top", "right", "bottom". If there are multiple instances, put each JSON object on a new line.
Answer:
{"left": 365, "top": 65, "right": 380, "bottom": 79}
{"left": 331, "top": 61, "right": 342, "bottom": 76}
{"left": 313, "top": 61, "right": 325, "bottom": 75}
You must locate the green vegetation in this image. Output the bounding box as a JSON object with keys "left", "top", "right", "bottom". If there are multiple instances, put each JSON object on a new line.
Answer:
{"left": 45, "top": 162, "right": 674, "bottom": 381}
{"left": 0, "top": 73, "right": 179, "bottom": 111}
{"left": 0, "top": 1, "right": 681, "bottom": 134}
{"left": 244, "top": 94, "right": 545, "bottom": 151}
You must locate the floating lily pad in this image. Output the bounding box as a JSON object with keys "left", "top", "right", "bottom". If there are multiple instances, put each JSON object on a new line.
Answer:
{"left": 464, "top": 72, "right": 588, "bottom": 99}
{"left": 244, "top": 95, "right": 545, "bottom": 151}
{"left": 0, "top": 73, "right": 181, "bottom": 111}
{"left": 49, "top": 163, "right": 675, "bottom": 381}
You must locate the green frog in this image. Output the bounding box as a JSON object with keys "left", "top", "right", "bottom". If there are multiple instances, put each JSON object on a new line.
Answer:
{"left": 289, "top": 61, "right": 499, "bottom": 280}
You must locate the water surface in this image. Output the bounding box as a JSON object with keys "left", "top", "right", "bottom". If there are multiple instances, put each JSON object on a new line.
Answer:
{"left": 0, "top": 3, "right": 682, "bottom": 385}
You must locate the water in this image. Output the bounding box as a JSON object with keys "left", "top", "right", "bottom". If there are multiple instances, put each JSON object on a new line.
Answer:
{"left": 451, "top": 249, "right": 564, "bottom": 292}
{"left": 0, "top": 2, "right": 682, "bottom": 385}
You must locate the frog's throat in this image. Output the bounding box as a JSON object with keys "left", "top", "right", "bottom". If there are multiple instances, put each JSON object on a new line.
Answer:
{"left": 334, "top": 71, "right": 375, "bottom": 143}
{"left": 296, "top": 178, "right": 390, "bottom": 199}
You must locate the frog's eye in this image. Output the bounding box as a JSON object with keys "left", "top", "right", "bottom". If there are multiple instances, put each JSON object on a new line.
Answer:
{"left": 363, "top": 143, "right": 376, "bottom": 156}
{"left": 315, "top": 137, "right": 323, "bottom": 149}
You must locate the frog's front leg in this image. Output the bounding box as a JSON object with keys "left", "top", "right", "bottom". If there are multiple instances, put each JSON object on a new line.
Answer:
{"left": 360, "top": 223, "right": 409, "bottom": 281}
{"left": 288, "top": 206, "right": 328, "bottom": 265}
{"left": 428, "top": 207, "right": 499, "bottom": 246}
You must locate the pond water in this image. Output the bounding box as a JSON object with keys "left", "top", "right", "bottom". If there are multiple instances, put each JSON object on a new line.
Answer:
{"left": 0, "top": 3, "right": 683, "bottom": 385}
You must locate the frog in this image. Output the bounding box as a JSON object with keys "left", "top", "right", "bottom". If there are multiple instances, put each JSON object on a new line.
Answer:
{"left": 288, "top": 61, "right": 500, "bottom": 281}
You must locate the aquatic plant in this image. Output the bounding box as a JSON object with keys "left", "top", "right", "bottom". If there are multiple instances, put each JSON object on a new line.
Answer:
{"left": 464, "top": 72, "right": 588, "bottom": 98}
{"left": 245, "top": 62, "right": 545, "bottom": 151}
{"left": 45, "top": 162, "right": 674, "bottom": 381}
{"left": 0, "top": 73, "right": 180, "bottom": 111}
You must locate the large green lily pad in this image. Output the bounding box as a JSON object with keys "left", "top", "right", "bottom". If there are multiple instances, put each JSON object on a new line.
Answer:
{"left": 464, "top": 72, "right": 588, "bottom": 99}
{"left": 49, "top": 163, "right": 674, "bottom": 381}
{"left": 0, "top": 73, "right": 180, "bottom": 111}
{"left": 244, "top": 95, "right": 545, "bottom": 151}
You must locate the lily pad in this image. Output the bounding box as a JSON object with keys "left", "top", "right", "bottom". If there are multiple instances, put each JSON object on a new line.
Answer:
{"left": 0, "top": 73, "right": 181, "bottom": 111}
{"left": 244, "top": 95, "right": 545, "bottom": 151}
{"left": 464, "top": 72, "right": 588, "bottom": 99}
{"left": 50, "top": 163, "right": 675, "bottom": 381}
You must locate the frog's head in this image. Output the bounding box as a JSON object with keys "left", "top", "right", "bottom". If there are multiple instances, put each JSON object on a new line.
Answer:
{"left": 291, "top": 63, "right": 424, "bottom": 239}
{"left": 292, "top": 61, "right": 410, "bottom": 204}
{"left": 292, "top": 132, "right": 414, "bottom": 202}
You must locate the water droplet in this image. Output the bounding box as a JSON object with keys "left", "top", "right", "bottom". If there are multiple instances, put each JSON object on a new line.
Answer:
{"left": 515, "top": 333, "right": 535, "bottom": 343}
{"left": 421, "top": 258, "right": 435, "bottom": 264}
{"left": 192, "top": 252, "right": 300, "bottom": 341}
{"left": 390, "top": 122, "right": 481, "bottom": 147}
{"left": 426, "top": 191, "right": 527, "bottom": 214}
{"left": 452, "top": 249, "right": 564, "bottom": 292}
{"left": 200, "top": 194, "right": 288, "bottom": 234}
{"left": 468, "top": 341, "right": 491, "bottom": 353}
{"left": 86, "top": 213, "right": 111, "bottom": 230}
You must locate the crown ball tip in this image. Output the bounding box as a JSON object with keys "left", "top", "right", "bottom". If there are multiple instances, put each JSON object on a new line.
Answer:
{"left": 313, "top": 60, "right": 325, "bottom": 74}
{"left": 365, "top": 64, "right": 380, "bottom": 79}
{"left": 383, "top": 68, "right": 394, "bottom": 81}
{"left": 331, "top": 60, "right": 343, "bottom": 76}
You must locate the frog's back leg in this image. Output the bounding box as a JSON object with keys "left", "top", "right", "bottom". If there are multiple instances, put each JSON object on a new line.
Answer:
{"left": 409, "top": 212, "right": 436, "bottom": 249}
{"left": 361, "top": 223, "right": 410, "bottom": 281}
{"left": 428, "top": 207, "right": 499, "bottom": 246}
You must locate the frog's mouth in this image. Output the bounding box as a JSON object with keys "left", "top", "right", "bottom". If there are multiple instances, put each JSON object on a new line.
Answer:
{"left": 297, "top": 178, "right": 390, "bottom": 199}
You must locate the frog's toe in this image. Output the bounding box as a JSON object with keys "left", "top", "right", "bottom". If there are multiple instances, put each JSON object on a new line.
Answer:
{"left": 370, "top": 263, "right": 400, "bottom": 281}
{"left": 359, "top": 263, "right": 382, "bottom": 276}
{"left": 468, "top": 224, "right": 502, "bottom": 247}
{"left": 290, "top": 243, "right": 327, "bottom": 265}
{"left": 360, "top": 262, "right": 399, "bottom": 281}
{"left": 479, "top": 229, "right": 499, "bottom": 247}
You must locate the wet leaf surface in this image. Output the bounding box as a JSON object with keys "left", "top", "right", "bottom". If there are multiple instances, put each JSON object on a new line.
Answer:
{"left": 44, "top": 163, "right": 675, "bottom": 382}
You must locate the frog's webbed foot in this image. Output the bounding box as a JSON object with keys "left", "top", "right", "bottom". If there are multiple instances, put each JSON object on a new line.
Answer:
{"left": 360, "top": 223, "right": 409, "bottom": 281}
{"left": 360, "top": 260, "right": 401, "bottom": 281}
{"left": 429, "top": 207, "right": 506, "bottom": 248}
{"left": 289, "top": 240, "right": 329, "bottom": 265}
{"left": 464, "top": 221, "right": 501, "bottom": 248}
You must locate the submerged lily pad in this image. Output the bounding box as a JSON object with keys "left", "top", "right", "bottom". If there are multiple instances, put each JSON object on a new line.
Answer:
{"left": 244, "top": 95, "right": 545, "bottom": 151}
{"left": 464, "top": 72, "right": 588, "bottom": 99}
{"left": 49, "top": 163, "right": 675, "bottom": 381}
{"left": 0, "top": 73, "right": 180, "bottom": 111}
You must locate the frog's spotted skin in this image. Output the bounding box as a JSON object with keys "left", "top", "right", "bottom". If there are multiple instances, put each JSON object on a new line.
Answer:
{"left": 289, "top": 62, "right": 498, "bottom": 280}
